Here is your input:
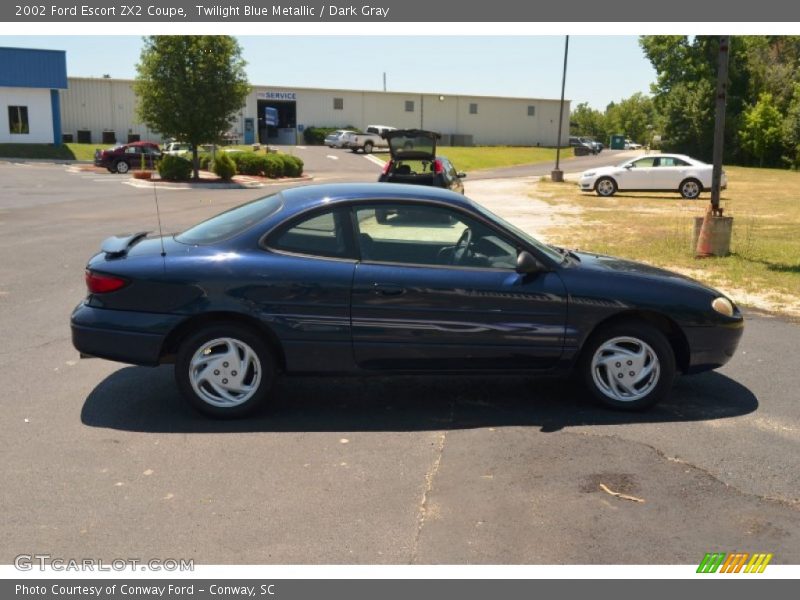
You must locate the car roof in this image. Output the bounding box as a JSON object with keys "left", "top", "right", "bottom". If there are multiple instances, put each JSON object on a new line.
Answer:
{"left": 277, "top": 183, "right": 474, "bottom": 216}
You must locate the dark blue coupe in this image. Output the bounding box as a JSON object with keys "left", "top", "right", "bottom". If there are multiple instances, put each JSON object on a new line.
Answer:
{"left": 71, "top": 183, "right": 744, "bottom": 417}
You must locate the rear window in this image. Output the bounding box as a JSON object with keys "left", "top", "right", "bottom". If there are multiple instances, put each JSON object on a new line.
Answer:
{"left": 388, "top": 133, "right": 436, "bottom": 158}
{"left": 175, "top": 194, "right": 283, "bottom": 245}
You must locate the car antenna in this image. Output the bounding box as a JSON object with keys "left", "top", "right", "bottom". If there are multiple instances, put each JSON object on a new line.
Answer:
{"left": 153, "top": 180, "right": 166, "bottom": 257}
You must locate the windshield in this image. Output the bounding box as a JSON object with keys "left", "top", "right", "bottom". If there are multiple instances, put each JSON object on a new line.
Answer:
{"left": 175, "top": 194, "right": 283, "bottom": 245}
{"left": 469, "top": 202, "right": 563, "bottom": 264}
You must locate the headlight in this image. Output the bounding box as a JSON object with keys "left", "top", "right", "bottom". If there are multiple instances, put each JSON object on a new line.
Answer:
{"left": 711, "top": 297, "right": 735, "bottom": 317}
{"left": 583, "top": 171, "right": 596, "bottom": 177}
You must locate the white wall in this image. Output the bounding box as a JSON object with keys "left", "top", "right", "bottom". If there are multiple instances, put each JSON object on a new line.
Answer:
{"left": 0, "top": 87, "right": 53, "bottom": 144}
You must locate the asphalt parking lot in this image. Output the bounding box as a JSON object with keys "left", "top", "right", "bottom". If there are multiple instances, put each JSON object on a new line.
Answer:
{"left": 1, "top": 159, "right": 798, "bottom": 565}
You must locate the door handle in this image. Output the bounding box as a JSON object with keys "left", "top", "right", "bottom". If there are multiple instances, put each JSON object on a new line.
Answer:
{"left": 373, "top": 283, "right": 406, "bottom": 296}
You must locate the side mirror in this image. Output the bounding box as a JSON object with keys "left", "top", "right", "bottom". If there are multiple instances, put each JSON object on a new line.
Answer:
{"left": 457, "top": 172, "right": 467, "bottom": 178}
{"left": 516, "top": 250, "right": 546, "bottom": 274}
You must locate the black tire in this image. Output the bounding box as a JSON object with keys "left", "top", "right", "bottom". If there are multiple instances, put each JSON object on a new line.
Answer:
{"left": 175, "top": 324, "right": 275, "bottom": 419}
{"left": 351, "top": 147, "right": 360, "bottom": 153}
{"left": 679, "top": 178, "right": 702, "bottom": 200}
{"left": 595, "top": 177, "right": 617, "bottom": 197}
{"left": 364, "top": 141, "right": 374, "bottom": 154}
{"left": 579, "top": 321, "right": 676, "bottom": 411}
{"left": 114, "top": 160, "right": 130, "bottom": 174}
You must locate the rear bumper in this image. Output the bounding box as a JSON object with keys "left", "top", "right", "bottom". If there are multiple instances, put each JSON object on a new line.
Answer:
{"left": 71, "top": 303, "right": 183, "bottom": 366}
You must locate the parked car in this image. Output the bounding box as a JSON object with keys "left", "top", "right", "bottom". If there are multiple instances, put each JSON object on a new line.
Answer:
{"left": 71, "top": 183, "right": 743, "bottom": 418}
{"left": 569, "top": 136, "right": 596, "bottom": 156}
{"left": 578, "top": 154, "right": 726, "bottom": 199}
{"left": 580, "top": 137, "right": 603, "bottom": 153}
{"left": 324, "top": 129, "right": 355, "bottom": 148}
{"left": 94, "top": 141, "right": 161, "bottom": 174}
{"left": 624, "top": 139, "right": 643, "bottom": 150}
{"left": 344, "top": 125, "right": 396, "bottom": 153}
{"left": 378, "top": 129, "right": 466, "bottom": 193}
{"left": 162, "top": 142, "right": 193, "bottom": 157}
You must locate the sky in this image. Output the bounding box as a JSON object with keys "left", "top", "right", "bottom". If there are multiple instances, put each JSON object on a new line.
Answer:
{"left": 0, "top": 35, "right": 657, "bottom": 110}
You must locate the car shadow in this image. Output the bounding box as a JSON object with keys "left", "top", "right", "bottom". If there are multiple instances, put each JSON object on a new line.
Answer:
{"left": 80, "top": 366, "right": 758, "bottom": 434}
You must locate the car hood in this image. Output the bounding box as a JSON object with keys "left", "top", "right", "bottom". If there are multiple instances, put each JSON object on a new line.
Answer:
{"left": 570, "top": 250, "right": 720, "bottom": 294}
{"left": 581, "top": 165, "right": 623, "bottom": 177}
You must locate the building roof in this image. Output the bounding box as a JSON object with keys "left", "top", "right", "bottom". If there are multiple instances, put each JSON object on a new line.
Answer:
{"left": 0, "top": 47, "right": 68, "bottom": 89}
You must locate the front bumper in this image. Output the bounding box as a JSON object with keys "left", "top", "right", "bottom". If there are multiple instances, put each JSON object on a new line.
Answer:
{"left": 683, "top": 318, "right": 744, "bottom": 374}
{"left": 71, "top": 302, "right": 183, "bottom": 366}
{"left": 578, "top": 176, "right": 596, "bottom": 191}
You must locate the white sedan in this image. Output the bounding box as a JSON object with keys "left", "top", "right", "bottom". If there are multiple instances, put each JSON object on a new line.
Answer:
{"left": 578, "top": 153, "right": 726, "bottom": 199}
{"left": 324, "top": 129, "right": 355, "bottom": 148}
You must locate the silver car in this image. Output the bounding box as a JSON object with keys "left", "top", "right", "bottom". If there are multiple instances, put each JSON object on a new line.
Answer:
{"left": 324, "top": 130, "right": 355, "bottom": 148}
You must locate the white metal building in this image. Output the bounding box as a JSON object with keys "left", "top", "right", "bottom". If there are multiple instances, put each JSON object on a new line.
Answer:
{"left": 60, "top": 77, "right": 570, "bottom": 147}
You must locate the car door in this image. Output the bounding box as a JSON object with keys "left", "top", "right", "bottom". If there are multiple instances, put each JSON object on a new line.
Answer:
{"left": 654, "top": 156, "right": 689, "bottom": 190}
{"left": 617, "top": 156, "right": 657, "bottom": 190}
{"left": 259, "top": 207, "right": 358, "bottom": 373}
{"left": 350, "top": 203, "right": 568, "bottom": 370}
{"left": 443, "top": 159, "right": 465, "bottom": 194}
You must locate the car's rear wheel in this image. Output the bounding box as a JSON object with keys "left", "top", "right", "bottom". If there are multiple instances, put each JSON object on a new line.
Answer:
{"left": 680, "top": 178, "right": 702, "bottom": 199}
{"left": 175, "top": 324, "right": 275, "bottom": 418}
{"left": 579, "top": 321, "right": 676, "bottom": 411}
{"left": 363, "top": 141, "right": 374, "bottom": 154}
{"left": 114, "top": 160, "right": 130, "bottom": 174}
{"left": 595, "top": 177, "right": 617, "bottom": 197}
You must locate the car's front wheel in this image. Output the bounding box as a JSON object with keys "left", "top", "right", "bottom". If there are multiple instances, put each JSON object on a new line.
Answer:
{"left": 680, "top": 178, "right": 702, "bottom": 199}
{"left": 175, "top": 324, "right": 275, "bottom": 418}
{"left": 114, "top": 160, "right": 130, "bottom": 174}
{"left": 595, "top": 177, "right": 617, "bottom": 197}
{"left": 579, "top": 321, "right": 676, "bottom": 410}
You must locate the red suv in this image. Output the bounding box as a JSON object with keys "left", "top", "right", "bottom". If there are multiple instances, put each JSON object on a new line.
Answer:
{"left": 94, "top": 141, "right": 162, "bottom": 174}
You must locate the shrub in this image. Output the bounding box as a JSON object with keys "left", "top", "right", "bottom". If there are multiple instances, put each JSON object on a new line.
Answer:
{"left": 158, "top": 155, "right": 192, "bottom": 181}
{"left": 263, "top": 154, "right": 284, "bottom": 178}
{"left": 232, "top": 152, "right": 266, "bottom": 176}
{"left": 212, "top": 152, "right": 236, "bottom": 180}
{"left": 198, "top": 153, "right": 212, "bottom": 170}
{"left": 281, "top": 154, "right": 304, "bottom": 177}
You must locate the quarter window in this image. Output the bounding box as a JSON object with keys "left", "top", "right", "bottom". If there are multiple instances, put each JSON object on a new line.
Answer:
{"left": 8, "top": 106, "right": 29, "bottom": 134}
{"left": 270, "top": 209, "right": 352, "bottom": 259}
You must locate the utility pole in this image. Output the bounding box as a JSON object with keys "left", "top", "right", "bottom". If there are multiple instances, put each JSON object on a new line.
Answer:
{"left": 710, "top": 36, "right": 730, "bottom": 215}
{"left": 551, "top": 35, "right": 569, "bottom": 182}
{"left": 383, "top": 72, "right": 386, "bottom": 92}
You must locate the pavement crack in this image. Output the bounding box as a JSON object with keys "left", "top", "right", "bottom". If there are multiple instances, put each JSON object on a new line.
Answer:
{"left": 565, "top": 428, "right": 800, "bottom": 509}
{"left": 409, "top": 400, "right": 455, "bottom": 564}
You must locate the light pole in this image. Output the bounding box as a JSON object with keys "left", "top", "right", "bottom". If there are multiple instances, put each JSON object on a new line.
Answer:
{"left": 551, "top": 35, "right": 569, "bottom": 182}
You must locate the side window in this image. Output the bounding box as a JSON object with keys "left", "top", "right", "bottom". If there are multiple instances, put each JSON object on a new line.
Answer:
{"left": 631, "top": 157, "right": 656, "bottom": 168}
{"left": 125, "top": 146, "right": 138, "bottom": 154}
{"left": 355, "top": 204, "right": 518, "bottom": 269}
{"left": 269, "top": 209, "right": 352, "bottom": 259}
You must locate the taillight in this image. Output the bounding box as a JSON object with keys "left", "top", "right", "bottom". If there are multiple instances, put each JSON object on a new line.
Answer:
{"left": 433, "top": 159, "right": 444, "bottom": 174}
{"left": 382, "top": 161, "right": 392, "bottom": 175}
{"left": 85, "top": 270, "right": 128, "bottom": 294}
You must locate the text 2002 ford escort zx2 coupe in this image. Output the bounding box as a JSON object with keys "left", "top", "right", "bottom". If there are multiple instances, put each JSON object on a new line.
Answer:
{"left": 71, "top": 183, "right": 743, "bottom": 418}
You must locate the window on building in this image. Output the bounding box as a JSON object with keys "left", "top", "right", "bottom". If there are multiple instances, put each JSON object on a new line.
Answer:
{"left": 405, "top": 100, "right": 415, "bottom": 112}
{"left": 527, "top": 105, "right": 536, "bottom": 116}
{"left": 333, "top": 98, "right": 344, "bottom": 110}
{"left": 469, "top": 103, "right": 478, "bottom": 115}
{"left": 8, "top": 106, "right": 29, "bottom": 135}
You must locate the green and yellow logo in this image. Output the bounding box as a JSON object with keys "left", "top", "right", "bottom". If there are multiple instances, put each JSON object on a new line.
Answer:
{"left": 697, "top": 552, "right": 773, "bottom": 573}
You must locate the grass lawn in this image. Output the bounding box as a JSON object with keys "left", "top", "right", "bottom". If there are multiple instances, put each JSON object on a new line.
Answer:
{"left": 536, "top": 166, "right": 800, "bottom": 315}
{"left": 442, "top": 146, "right": 575, "bottom": 171}
{"left": 0, "top": 143, "right": 99, "bottom": 161}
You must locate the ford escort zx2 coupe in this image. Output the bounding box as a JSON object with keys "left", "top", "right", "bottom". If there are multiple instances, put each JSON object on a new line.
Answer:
{"left": 71, "top": 183, "right": 744, "bottom": 418}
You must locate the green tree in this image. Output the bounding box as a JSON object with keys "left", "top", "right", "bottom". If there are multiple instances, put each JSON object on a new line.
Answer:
{"left": 134, "top": 36, "right": 251, "bottom": 180}
{"left": 740, "top": 93, "right": 784, "bottom": 167}
{"left": 604, "top": 93, "right": 658, "bottom": 146}
{"left": 782, "top": 84, "right": 800, "bottom": 168}
{"left": 570, "top": 102, "right": 608, "bottom": 142}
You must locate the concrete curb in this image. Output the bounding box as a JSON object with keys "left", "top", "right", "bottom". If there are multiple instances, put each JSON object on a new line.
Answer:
{"left": 123, "top": 174, "right": 315, "bottom": 190}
